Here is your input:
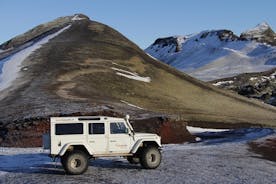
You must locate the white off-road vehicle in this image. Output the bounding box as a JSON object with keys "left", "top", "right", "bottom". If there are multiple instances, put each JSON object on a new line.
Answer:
{"left": 43, "top": 115, "right": 162, "bottom": 174}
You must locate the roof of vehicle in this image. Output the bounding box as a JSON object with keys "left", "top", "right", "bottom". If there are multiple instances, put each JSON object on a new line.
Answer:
{"left": 50, "top": 116, "right": 125, "bottom": 123}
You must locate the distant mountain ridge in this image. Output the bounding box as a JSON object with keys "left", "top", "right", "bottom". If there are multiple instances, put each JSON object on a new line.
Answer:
{"left": 145, "top": 22, "right": 276, "bottom": 81}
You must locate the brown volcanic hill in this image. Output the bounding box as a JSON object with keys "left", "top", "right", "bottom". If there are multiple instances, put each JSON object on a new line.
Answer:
{"left": 0, "top": 14, "right": 276, "bottom": 146}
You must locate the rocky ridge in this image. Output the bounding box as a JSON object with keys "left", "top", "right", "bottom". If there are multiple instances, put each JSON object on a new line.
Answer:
{"left": 211, "top": 68, "right": 276, "bottom": 107}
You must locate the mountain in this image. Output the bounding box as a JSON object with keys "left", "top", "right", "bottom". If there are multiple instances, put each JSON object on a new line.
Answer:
{"left": 145, "top": 23, "right": 276, "bottom": 81}
{"left": 1, "top": 14, "right": 276, "bottom": 146}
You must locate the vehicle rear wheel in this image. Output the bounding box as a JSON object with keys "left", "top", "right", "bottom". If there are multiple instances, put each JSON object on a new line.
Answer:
{"left": 127, "top": 156, "right": 140, "bottom": 164}
{"left": 140, "top": 146, "right": 161, "bottom": 169}
{"left": 63, "top": 150, "right": 89, "bottom": 175}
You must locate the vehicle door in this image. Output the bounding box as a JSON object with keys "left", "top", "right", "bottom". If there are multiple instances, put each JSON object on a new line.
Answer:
{"left": 87, "top": 121, "right": 108, "bottom": 154}
{"left": 108, "top": 121, "right": 133, "bottom": 153}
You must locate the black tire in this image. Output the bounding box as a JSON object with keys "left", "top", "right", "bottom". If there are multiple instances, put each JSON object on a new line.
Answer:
{"left": 127, "top": 156, "right": 140, "bottom": 164}
{"left": 140, "top": 146, "right": 161, "bottom": 169}
{"left": 63, "top": 150, "right": 89, "bottom": 175}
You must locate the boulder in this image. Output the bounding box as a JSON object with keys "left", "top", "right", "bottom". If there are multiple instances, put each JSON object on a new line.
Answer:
{"left": 132, "top": 117, "right": 195, "bottom": 144}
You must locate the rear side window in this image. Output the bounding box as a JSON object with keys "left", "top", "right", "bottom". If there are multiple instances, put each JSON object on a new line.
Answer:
{"left": 89, "top": 123, "right": 105, "bottom": 134}
{"left": 55, "top": 123, "right": 83, "bottom": 135}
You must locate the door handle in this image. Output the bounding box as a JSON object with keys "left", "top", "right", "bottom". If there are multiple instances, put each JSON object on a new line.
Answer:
{"left": 89, "top": 141, "right": 95, "bottom": 143}
{"left": 110, "top": 140, "right": 116, "bottom": 142}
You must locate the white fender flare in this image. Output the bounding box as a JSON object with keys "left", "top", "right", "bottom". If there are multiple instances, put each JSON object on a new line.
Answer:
{"left": 58, "top": 142, "right": 93, "bottom": 156}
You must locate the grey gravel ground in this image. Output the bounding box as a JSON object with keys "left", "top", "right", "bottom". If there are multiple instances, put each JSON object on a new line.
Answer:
{"left": 0, "top": 129, "right": 276, "bottom": 184}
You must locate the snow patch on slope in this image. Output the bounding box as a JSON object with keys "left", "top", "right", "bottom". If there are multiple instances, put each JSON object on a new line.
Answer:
{"left": 120, "top": 100, "right": 143, "bottom": 109}
{"left": 146, "top": 53, "right": 158, "bottom": 61}
{"left": 72, "top": 15, "right": 86, "bottom": 21}
{"left": 213, "top": 80, "right": 233, "bottom": 86}
{"left": 0, "top": 25, "right": 71, "bottom": 91}
{"left": 111, "top": 67, "right": 151, "bottom": 83}
{"left": 187, "top": 126, "right": 230, "bottom": 134}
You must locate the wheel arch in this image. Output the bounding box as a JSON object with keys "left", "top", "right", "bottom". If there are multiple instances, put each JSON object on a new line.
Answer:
{"left": 59, "top": 143, "right": 92, "bottom": 156}
{"left": 131, "top": 140, "right": 161, "bottom": 154}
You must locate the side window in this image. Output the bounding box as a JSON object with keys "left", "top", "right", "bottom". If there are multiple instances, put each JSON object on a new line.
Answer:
{"left": 110, "top": 122, "right": 128, "bottom": 134}
{"left": 89, "top": 123, "right": 105, "bottom": 134}
{"left": 55, "top": 123, "right": 83, "bottom": 135}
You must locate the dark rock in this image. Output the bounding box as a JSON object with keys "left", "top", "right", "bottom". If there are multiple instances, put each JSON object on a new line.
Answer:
{"left": 152, "top": 36, "right": 182, "bottom": 53}
{"left": 238, "top": 85, "right": 256, "bottom": 96}
{"left": 260, "top": 93, "right": 270, "bottom": 101}
{"left": 216, "top": 30, "right": 239, "bottom": 41}
{"left": 272, "top": 90, "right": 276, "bottom": 97}
{"left": 199, "top": 30, "right": 239, "bottom": 41}
{"left": 153, "top": 37, "right": 177, "bottom": 46}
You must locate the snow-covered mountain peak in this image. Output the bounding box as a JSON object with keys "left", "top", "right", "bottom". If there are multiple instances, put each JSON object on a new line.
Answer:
{"left": 146, "top": 25, "right": 276, "bottom": 81}
{"left": 71, "top": 13, "right": 89, "bottom": 21}
{"left": 240, "top": 22, "right": 276, "bottom": 46}
{"left": 241, "top": 22, "right": 271, "bottom": 37}
{"left": 256, "top": 21, "right": 270, "bottom": 29}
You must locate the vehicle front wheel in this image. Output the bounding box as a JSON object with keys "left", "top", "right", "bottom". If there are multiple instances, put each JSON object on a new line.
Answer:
{"left": 140, "top": 146, "right": 161, "bottom": 169}
{"left": 63, "top": 150, "right": 89, "bottom": 175}
{"left": 127, "top": 156, "right": 140, "bottom": 164}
